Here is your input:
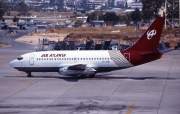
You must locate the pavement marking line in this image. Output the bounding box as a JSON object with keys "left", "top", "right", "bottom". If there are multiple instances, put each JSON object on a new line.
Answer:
{"left": 28, "top": 79, "right": 35, "bottom": 83}
{"left": 13, "top": 72, "right": 23, "bottom": 76}
{"left": 159, "top": 57, "right": 164, "bottom": 62}
{"left": 126, "top": 104, "right": 135, "bottom": 114}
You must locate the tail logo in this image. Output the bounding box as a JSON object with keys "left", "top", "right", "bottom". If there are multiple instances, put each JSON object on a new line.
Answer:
{"left": 147, "top": 30, "right": 157, "bottom": 40}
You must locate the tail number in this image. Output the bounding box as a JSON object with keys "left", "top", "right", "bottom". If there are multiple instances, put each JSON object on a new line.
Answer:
{"left": 147, "top": 30, "right": 156, "bottom": 40}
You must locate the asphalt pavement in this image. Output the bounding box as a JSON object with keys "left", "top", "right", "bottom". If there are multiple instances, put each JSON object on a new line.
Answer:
{"left": 0, "top": 29, "right": 180, "bottom": 114}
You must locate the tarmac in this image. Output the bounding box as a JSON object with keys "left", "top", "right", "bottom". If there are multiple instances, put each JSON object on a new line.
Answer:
{"left": 0, "top": 47, "right": 180, "bottom": 114}
{"left": 0, "top": 29, "right": 180, "bottom": 114}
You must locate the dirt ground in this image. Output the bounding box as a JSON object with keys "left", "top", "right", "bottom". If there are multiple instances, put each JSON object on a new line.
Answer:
{"left": 2, "top": 26, "right": 180, "bottom": 48}
{"left": 0, "top": 44, "right": 11, "bottom": 47}
{"left": 61, "top": 27, "right": 180, "bottom": 47}
{"left": 15, "top": 33, "right": 68, "bottom": 45}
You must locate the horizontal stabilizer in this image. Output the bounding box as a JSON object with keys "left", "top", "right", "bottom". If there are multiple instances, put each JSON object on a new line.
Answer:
{"left": 160, "top": 49, "right": 174, "bottom": 54}
{"left": 141, "top": 51, "right": 159, "bottom": 56}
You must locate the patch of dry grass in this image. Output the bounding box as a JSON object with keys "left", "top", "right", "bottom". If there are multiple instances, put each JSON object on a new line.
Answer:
{"left": 56, "top": 26, "right": 137, "bottom": 34}
{"left": 56, "top": 26, "right": 180, "bottom": 47}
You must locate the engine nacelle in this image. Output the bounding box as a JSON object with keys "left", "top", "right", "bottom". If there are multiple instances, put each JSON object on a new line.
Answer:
{"left": 59, "top": 67, "right": 95, "bottom": 76}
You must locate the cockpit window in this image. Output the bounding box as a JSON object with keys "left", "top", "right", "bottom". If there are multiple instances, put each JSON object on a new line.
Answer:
{"left": 17, "top": 57, "right": 23, "bottom": 60}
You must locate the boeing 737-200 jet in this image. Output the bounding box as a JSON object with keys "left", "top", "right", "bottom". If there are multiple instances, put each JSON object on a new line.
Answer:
{"left": 10, "top": 16, "right": 168, "bottom": 77}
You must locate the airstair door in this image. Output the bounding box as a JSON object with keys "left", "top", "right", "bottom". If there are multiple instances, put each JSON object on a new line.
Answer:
{"left": 29, "top": 54, "right": 35, "bottom": 65}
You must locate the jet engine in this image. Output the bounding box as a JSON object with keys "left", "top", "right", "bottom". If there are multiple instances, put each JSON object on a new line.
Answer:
{"left": 59, "top": 67, "right": 96, "bottom": 76}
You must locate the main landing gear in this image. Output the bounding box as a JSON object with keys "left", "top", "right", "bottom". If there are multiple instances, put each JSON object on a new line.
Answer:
{"left": 88, "top": 74, "right": 95, "bottom": 78}
{"left": 26, "top": 72, "right": 32, "bottom": 77}
{"left": 80, "top": 74, "right": 95, "bottom": 79}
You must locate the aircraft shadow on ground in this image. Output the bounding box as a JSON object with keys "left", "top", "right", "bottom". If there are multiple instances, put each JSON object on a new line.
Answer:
{"left": 94, "top": 74, "right": 175, "bottom": 80}
{"left": 5, "top": 74, "right": 175, "bottom": 82}
{"left": 5, "top": 75, "right": 80, "bottom": 82}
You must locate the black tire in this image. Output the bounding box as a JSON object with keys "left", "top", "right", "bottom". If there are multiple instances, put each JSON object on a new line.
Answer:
{"left": 27, "top": 72, "right": 32, "bottom": 77}
{"left": 80, "top": 75, "right": 86, "bottom": 79}
{"left": 89, "top": 74, "right": 95, "bottom": 78}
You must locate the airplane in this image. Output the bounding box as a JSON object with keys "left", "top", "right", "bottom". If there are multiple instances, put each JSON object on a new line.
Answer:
{"left": 9, "top": 16, "right": 168, "bottom": 78}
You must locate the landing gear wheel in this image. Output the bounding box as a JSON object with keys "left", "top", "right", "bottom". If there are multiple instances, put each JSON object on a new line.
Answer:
{"left": 89, "top": 74, "right": 95, "bottom": 78}
{"left": 80, "top": 75, "right": 86, "bottom": 79}
{"left": 27, "top": 72, "right": 32, "bottom": 77}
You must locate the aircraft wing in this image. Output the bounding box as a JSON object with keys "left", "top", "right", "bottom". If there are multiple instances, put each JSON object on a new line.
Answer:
{"left": 68, "top": 64, "right": 86, "bottom": 70}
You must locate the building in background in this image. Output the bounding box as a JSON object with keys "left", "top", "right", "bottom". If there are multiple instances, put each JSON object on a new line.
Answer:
{"left": 128, "top": 2, "right": 142, "bottom": 9}
{"left": 87, "top": 0, "right": 103, "bottom": 10}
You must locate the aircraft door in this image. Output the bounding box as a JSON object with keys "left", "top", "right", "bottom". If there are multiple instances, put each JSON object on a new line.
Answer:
{"left": 29, "top": 54, "right": 35, "bottom": 65}
{"left": 124, "top": 53, "right": 130, "bottom": 62}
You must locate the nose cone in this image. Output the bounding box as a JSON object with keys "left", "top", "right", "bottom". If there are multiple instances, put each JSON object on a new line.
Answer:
{"left": 9, "top": 60, "right": 15, "bottom": 67}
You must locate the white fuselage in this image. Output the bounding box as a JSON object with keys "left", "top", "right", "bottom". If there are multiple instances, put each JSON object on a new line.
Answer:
{"left": 10, "top": 50, "right": 133, "bottom": 76}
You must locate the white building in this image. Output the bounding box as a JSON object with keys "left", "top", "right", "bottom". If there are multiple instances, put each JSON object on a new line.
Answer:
{"left": 129, "top": 2, "right": 142, "bottom": 9}
{"left": 87, "top": 1, "right": 103, "bottom": 10}
{"left": 127, "top": 0, "right": 135, "bottom": 3}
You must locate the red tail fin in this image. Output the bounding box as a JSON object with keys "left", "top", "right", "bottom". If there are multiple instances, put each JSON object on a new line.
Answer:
{"left": 125, "top": 16, "right": 165, "bottom": 51}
